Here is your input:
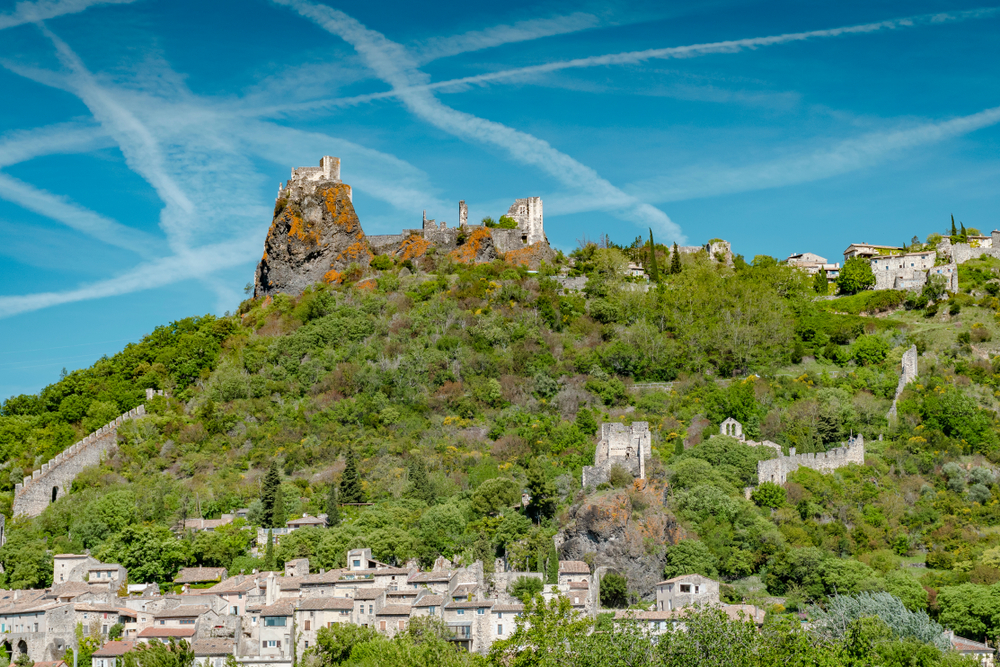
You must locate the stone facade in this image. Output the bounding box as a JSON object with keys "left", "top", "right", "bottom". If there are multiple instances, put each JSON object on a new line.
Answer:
{"left": 582, "top": 422, "right": 650, "bottom": 489}
{"left": 756, "top": 435, "right": 865, "bottom": 485}
{"left": 869, "top": 249, "right": 958, "bottom": 293}
{"left": 13, "top": 405, "right": 146, "bottom": 518}
{"left": 888, "top": 345, "right": 918, "bottom": 420}
{"left": 655, "top": 574, "right": 719, "bottom": 612}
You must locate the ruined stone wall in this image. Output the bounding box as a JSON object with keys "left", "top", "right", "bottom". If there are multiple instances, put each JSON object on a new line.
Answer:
{"left": 13, "top": 406, "right": 145, "bottom": 517}
{"left": 491, "top": 228, "right": 529, "bottom": 254}
{"left": 581, "top": 456, "right": 642, "bottom": 490}
{"left": 505, "top": 197, "right": 543, "bottom": 246}
{"left": 949, "top": 243, "right": 1000, "bottom": 265}
{"left": 888, "top": 345, "right": 918, "bottom": 420}
{"left": 756, "top": 436, "right": 864, "bottom": 485}
{"left": 367, "top": 234, "right": 405, "bottom": 254}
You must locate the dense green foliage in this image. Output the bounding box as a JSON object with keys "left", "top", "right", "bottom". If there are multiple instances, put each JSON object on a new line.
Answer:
{"left": 4, "top": 237, "right": 1000, "bottom": 659}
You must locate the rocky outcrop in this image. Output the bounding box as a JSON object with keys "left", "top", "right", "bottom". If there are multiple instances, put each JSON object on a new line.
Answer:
{"left": 254, "top": 157, "right": 371, "bottom": 298}
{"left": 449, "top": 227, "right": 500, "bottom": 264}
{"left": 557, "top": 483, "right": 681, "bottom": 600}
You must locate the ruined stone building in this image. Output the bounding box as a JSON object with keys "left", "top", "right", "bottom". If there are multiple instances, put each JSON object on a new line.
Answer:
{"left": 719, "top": 418, "right": 781, "bottom": 455}
{"left": 755, "top": 435, "right": 865, "bottom": 486}
{"left": 581, "top": 422, "right": 651, "bottom": 489}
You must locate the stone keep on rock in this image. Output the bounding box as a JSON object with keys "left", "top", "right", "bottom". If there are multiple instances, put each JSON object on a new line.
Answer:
{"left": 254, "top": 156, "right": 371, "bottom": 298}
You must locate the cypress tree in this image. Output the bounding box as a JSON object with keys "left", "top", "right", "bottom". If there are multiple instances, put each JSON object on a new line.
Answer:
{"left": 951, "top": 215, "right": 957, "bottom": 236}
{"left": 546, "top": 543, "right": 559, "bottom": 584}
{"left": 407, "top": 457, "right": 435, "bottom": 505}
{"left": 670, "top": 242, "right": 682, "bottom": 275}
{"left": 647, "top": 228, "right": 660, "bottom": 282}
{"left": 260, "top": 461, "right": 281, "bottom": 527}
{"left": 814, "top": 269, "right": 828, "bottom": 295}
{"left": 340, "top": 448, "right": 365, "bottom": 504}
{"left": 272, "top": 486, "right": 287, "bottom": 528}
{"left": 960, "top": 222, "right": 967, "bottom": 240}
{"left": 325, "top": 484, "right": 341, "bottom": 527}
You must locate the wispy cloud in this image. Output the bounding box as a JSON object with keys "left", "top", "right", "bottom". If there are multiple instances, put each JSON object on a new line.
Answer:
{"left": 625, "top": 105, "right": 1000, "bottom": 204}
{"left": 269, "top": 7, "right": 1000, "bottom": 116}
{"left": 411, "top": 12, "right": 600, "bottom": 63}
{"left": 271, "top": 0, "right": 684, "bottom": 241}
{"left": 0, "top": 236, "right": 258, "bottom": 319}
{"left": 0, "top": 0, "right": 139, "bottom": 30}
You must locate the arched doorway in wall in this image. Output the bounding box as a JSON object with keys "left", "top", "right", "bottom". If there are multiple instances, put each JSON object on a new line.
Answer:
{"left": 52, "top": 486, "right": 58, "bottom": 503}
{"left": 17, "top": 639, "right": 28, "bottom": 656}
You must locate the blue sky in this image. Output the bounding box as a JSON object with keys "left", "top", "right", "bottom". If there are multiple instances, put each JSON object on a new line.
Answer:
{"left": 1, "top": 0, "right": 999, "bottom": 399}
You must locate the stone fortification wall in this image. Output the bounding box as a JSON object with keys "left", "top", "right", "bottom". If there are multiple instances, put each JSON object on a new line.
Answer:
{"left": 756, "top": 436, "right": 864, "bottom": 485}
{"left": 888, "top": 345, "right": 918, "bottom": 420}
{"left": 582, "top": 422, "right": 650, "bottom": 488}
{"left": 505, "top": 197, "right": 544, "bottom": 246}
{"left": 367, "top": 234, "right": 405, "bottom": 254}
{"left": 871, "top": 264, "right": 959, "bottom": 293}
{"left": 13, "top": 406, "right": 145, "bottom": 517}
{"left": 949, "top": 242, "right": 1000, "bottom": 265}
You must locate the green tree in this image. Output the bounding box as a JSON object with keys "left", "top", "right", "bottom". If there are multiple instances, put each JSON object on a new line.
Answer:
{"left": 261, "top": 461, "right": 282, "bottom": 528}
{"left": 108, "top": 622, "right": 124, "bottom": 640}
{"left": 810, "top": 592, "right": 949, "bottom": 649}
{"left": 264, "top": 529, "right": 275, "bottom": 570}
{"left": 647, "top": 228, "right": 660, "bottom": 283}
{"left": 509, "top": 576, "right": 544, "bottom": 602}
{"left": 95, "top": 525, "right": 190, "bottom": 583}
{"left": 938, "top": 583, "right": 1000, "bottom": 643}
{"left": 961, "top": 222, "right": 967, "bottom": 240}
{"left": 836, "top": 257, "right": 876, "bottom": 295}
{"left": 121, "top": 638, "right": 194, "bottom": 667}
{"left": 488, "top": 594, "right": 593, "bottom": 667}
{"left": 814, "top": 268, "right": 829, "bottom": 295}
{"left": 575, "top": 407, "right": 597, "bottom": 436}
{"left": 670, "top": 242, "right": 681, "bottom": 275}
{"left": 546, "top": 543, "right": 559, "bottom": 584}
{"left": 951, "top": 214, "right": 958, "bottom": 237}
{"left": 663, "top": 540, "right": 718, "bottom": 579}
{"left": 407, "top": 457, "right": 435, "bottom": 505}
{"left": 325, "top": 484, "right": 341, "bottom": 528}
{"left": 190, "top": 521, "right": 253, "bottom": 569}
{"left": 526, "top": 461, "right": 556, "bottom": 522}
{"left": 471, "top": 478, "right": 521, "bottom": 517}
{"left": 852, "top": 335, "right": 890, "bottom": 366}
{"left": 340, "top": 448, "right": 366, "bottom": 504}
{"left": 750, "top": 482, "right": 786, "bottom": 508}
{"left": 600, "top": 572, "right": 628, "bottom": 608}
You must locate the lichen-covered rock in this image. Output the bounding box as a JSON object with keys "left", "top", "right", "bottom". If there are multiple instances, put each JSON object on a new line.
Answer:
{"left": 450, "top": 227, "right": 499, "bottom": 264}
{"left": 505, "top": 241, "right": 556, "bottom": 270}
{"left": 557, "top": 482, "right": 681, "bottom": 600}
{"left": 254, "top": 180, "right": 371, "bottom": 298}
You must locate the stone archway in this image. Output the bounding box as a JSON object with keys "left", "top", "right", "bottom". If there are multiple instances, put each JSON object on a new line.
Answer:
{"left": 17, "top": 639, "right": 28, "bottom": 656}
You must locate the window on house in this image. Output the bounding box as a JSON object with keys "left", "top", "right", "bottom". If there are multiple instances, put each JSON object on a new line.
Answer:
{"left": 428, "top": 607, "right": 435, "bottom": 615}
{"left": 304, "top": 621, "right": 310, "bottom": 631}
{"left": 398, "top": 620, "right": 405, "bottom": 631}
{"left": 102, "top": 625, "right": 107, "bottom": 634}
{"left": 353, "top": 560, "right": 360, "bottom": 568}
{"left": 498, "top": 624, "right": 503, "bottom": 635}
{"left": 264, "top": 617, "right": 286, "bottom": 627}
{"left": 231, "top": 607, "right": 238, "bottom": 615}
{"left": 457, "top": 610, "right": 464, "bottom": 616}
{"left": 179, "top": 620, "right": 195, "bottom": 625}
{"left": 160, "top": 620, "right": 165, "bottom": 625}
{"left": 304, "top": 642, "right": 308, "bottom": 649}
{"left": 680, "top": 584, "right": 691, "bottom": 593}
{"left": 238, "top": 593, "right": 243, "bottom": 600}
{"left": 476, "top": 608, "right": 484, "bottom": 615}
{"left": 379, "top": 621, "right": 386, "bottom": 631}
{"left": 368, "top": 605, "right": 373, "bottom": 614}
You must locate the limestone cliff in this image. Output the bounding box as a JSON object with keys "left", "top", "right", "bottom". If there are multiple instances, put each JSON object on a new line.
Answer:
{"left": 254, "top": 157, "right": 371, "bottom": 298}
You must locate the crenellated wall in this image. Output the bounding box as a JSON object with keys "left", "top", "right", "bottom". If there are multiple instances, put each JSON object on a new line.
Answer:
{"left": 756, "top": 435, "right": 864, "bottom": 485}
{"left": 12, "top": 405, "right": 146, "bottom": 517}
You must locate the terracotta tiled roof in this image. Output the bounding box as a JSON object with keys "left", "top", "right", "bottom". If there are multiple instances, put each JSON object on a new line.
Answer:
{"left": 301, "top": 570, "right": 346, "bottom": 585}
{"left": 656, "top": 574, "right": 714, "bottom": 585}
{"left": 569, "top": 582, "right": 589, "bottom": 590}
{"left": 408, "top": 572, "right": 451, "bottom": 583}
{"left": 952, "top": 635, "right": 995, "bottom": 653}
{"left": 413, "top": 595, "right": 443, "bottom": 608}
{"left": 182, "top": 518, "right": 233, "bottom": 531}
{"left": 174, "top": 567, "right": 227, "bottom": 584}
{"left": 375, "top": 604, "right": 412, "bottom": 616}
{"left": 190, "top": 639, "right": 234, "bottom": 656}
{"left": 352, "top": 588, "right": 386, "bottom": 601}
{"left": 137, "top": 627, "right": 196, "bottom": 638}
{"left": 446, "top": 600, "right": 495, "bottom": 609}
{"left": 277, "top": 577, "right": 305, "bottom": 591}
{"left": 259, "top": 601, "right": 295, "bottom": 617}
{"left": 558, "top": 561, "right": 590, "bottom": 574}
{"left": 205, "top": 576, "right": 257, "bottom": 594}
{"left": 296, "top": 597, "right": 353, "bottom": 611}
{"left": 92, "top": 641, "right": 136, "bottom": 657}
{"left": 493, "top": 604, "right": 523, "bottom": 613}
{"left": 153, "top": 605, "right": 209, "bottom": 619}
{"left": 34, "top": 661, "right": 68, "bottom": 667}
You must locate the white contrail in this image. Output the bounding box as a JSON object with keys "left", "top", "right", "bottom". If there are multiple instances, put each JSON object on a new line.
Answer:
{"left": 272, "top": 0, "right": 684, "bottom": 241}
{"left": 412, "top": 12, "right": 600, "bottom": 63}
{"left": 263, "top": 7, "right": 1000, "bottom": 116}
{"left": 626, "top": 105, "right": 1000, "bottom": 204}
{"left": 0, "top": 236, "right": 259, "bottom": 319}
{"left": 0, "top": 0, "right": 139, "bottom": 30}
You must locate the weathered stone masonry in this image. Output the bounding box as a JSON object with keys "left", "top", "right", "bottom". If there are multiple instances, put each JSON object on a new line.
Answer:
{"left": 13, "top": 406, "right": 146, "bottom": 518}
{"left": 582, "top": 422, "right": 650, "bottom": 489}
{"left": 756, "top": 435, "right": 864, "bottom": 485}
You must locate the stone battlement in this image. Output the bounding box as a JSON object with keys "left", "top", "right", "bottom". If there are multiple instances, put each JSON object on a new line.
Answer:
{"left": 13, "top": 404, "right": 146, "bottom": 517}
{"left": 756, "top": 435, "right": 864, "bottom": 485}
{"left": 289, "top": 156, "right": 341, "bottom": 184}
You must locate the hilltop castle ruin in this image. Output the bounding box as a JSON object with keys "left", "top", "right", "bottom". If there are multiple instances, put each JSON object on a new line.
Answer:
{"left": 582, "top": 422, "right": 651, "bottom": 488}
{"left": 255, "top": 157, "right": 554, "bottom": 297}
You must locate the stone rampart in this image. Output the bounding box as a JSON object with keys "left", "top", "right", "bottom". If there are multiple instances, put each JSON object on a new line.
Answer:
{"left": 888, "top": 345, "right": 918, "bottom": 420}
{"left": 756, "top": 436, "right": 864, "bottom": 485}
{"left": 13, "top": 405, "right": 145, "bottom": 517}
{"left": 949, "top": 243, "right": 1000, "bottom": 265}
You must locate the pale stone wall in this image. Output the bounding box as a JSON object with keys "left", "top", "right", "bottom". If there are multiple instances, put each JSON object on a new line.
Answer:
{"left": 13, "top": 406, "right": 145, "bottom": 517}
{"left": 756, "top": 436, "right": 865, "bottom": 485}
{"left": 888, "top": 345, "right": 918, "bottom": 420}
{"left": 582, "top": 422, "right": 650, "bottom": 488}
{"left": 505, "top": 197, "right": 544, "bottom": 246}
